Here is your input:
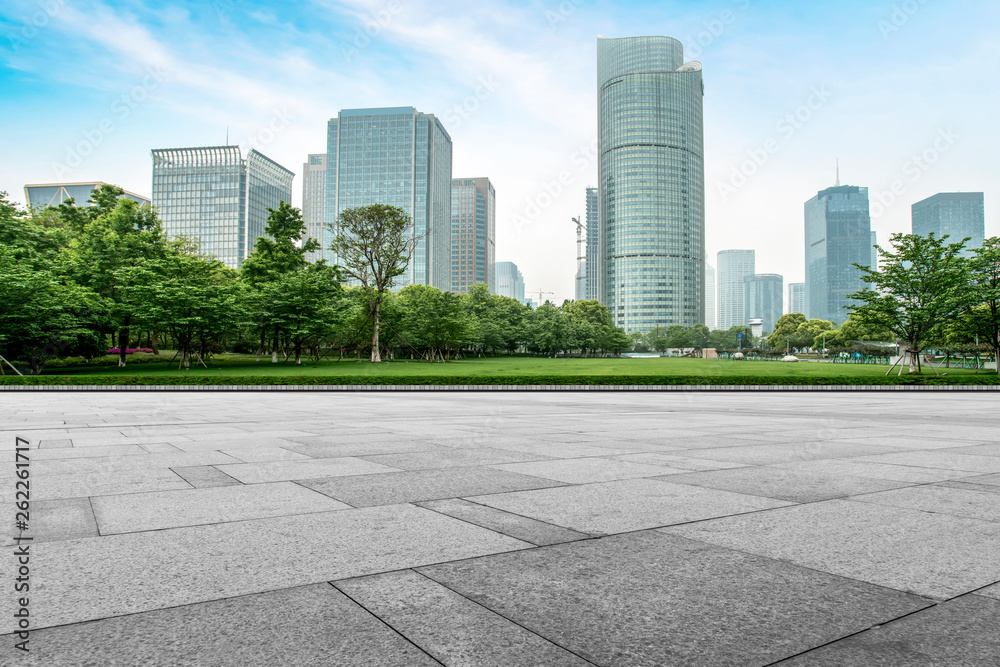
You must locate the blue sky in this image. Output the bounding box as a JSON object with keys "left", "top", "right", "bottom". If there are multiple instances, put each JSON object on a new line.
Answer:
{"left": 2, "top": 0, "right": 998, "bottom": 305}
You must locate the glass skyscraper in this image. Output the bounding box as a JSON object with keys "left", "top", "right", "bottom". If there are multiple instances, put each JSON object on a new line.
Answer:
{"left": 495, "top": 261, "right": 525, "bottom": 303}
{"left": 302, "top": 154, "right": 327, "bottom": 264}
{"left": 326, "top": 107, "right": 452, "bottom": 291}
{"left": 745, "top": 273, "right": 784, "bottom": 335}
{"left": 597, "top": 35, "right": 705, "bottom": 332}
{"left": 716, "top": 250, "right": 755, "bottom": 330}
{"left": 704, "top": 263, "right": 716, "bottom": 330}
{"left": 912, "top": 192, "right": 985, "bottom": 257}
{"left": 451, "top": 177, "right": 496, "bottom": 293}
{"left": 584, "top": 186, "right": 600, "bottom": 301}
{"left": 804, "top": 185, "right": 872, "bottom": 325}
{"left": 151, "top": 146, "right": 293, "bottom": 269}
{"left": 787, "top": 282, "right": 805, "bottom": 315}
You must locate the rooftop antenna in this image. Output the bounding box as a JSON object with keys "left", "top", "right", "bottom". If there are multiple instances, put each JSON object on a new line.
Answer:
{"left": 835, "top": 158, "right": 840, "bottom": 186}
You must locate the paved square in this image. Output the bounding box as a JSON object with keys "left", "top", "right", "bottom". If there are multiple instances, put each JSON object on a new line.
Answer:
{"left": 3, "top": 391, "right": 1000, "bottom": 665}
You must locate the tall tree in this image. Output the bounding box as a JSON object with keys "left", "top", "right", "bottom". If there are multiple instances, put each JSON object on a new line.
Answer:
{"left": 848, "top": 232, "right": 970, "bottom": 373}
{"left": 330, "top": 204, "right": 417, "bottom": 362}
{"left": 965, "top": 237, "right": 1000, "bottom": 373}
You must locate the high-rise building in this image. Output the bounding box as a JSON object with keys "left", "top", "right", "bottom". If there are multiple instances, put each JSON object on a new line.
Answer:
{"left": 24, "top": 182, "right": 150, "bottom": 209}
{"left": 451, "top": 177, "right": 495, "bottom": 294}
{"left": 787, "top": 282, "right": 805, "bottom": 315}
{"left": 301, "top": 154, "right": 327, "bottom": 263}
{"left": 911, "top": 192, "right": 985, "bottom": 257}
{"left": 870, "top": 230, "right": 878, "bottom": 272}
{"left": 495, "top": 261, "right": 525, "bottom": 303}
{"left": 745, "top": 274, "right": 783, "bottom": 334}
{"left": 705, "top": 263, "right": 716, "bottom": 330}
{"left": 326, "top": 107, "right": 452, "bottom": 290}
{"left": 151, "top": 145, "right": 294, "bottom": 269}
{"left": 804, "top": 185, "right": 872, "bottom": 325}
{"left": 584, "top": 186, "right": 600, "bottom": 302}
{"left": 717, "top": 250, "right": 755, "bottom": 330}
{"left": 597, "top": 35, "right": 704, "bottom": 332}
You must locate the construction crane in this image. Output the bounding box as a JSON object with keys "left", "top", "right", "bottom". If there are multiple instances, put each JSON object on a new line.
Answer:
{"left": 529, "top": 289, "right": 554, "bottom": 307}
{"left": 572, "top": 216, "right": 586, "bottom": 298}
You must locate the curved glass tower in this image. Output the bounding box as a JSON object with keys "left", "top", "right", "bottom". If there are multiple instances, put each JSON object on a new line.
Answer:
{"left": 597, "top": 36, "right": 704, "bottom": 332}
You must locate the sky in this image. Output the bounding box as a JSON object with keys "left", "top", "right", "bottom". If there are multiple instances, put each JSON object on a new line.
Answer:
{"left": 2, "top": 0, "right": 999, "bottom": 306}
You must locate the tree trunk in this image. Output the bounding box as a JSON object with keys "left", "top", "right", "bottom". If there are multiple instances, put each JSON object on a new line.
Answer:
{"left": 370, "top": 299, "right": 382, "bottom": 363}
{"left": 118, "top": 324, "right": 130, "bottom": 367}
{"left": 294, "top": 343, "right": 302, "bottom": 365}
{"left": 151, "top": 331, "right": 159, "bottom": 356}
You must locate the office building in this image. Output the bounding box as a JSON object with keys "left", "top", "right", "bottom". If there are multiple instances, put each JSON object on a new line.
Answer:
{"left": 451, "top": 177, "right": 495, "bottom": 293}
{"left": 705, "top": 263, "right": 716, "bottom": 330}
{"left": 912, "top": 192, "right": 985, "bottom": 257}
{"left": 804, "top": 184, "right": 871, "bottom": 325}
{"left": 870, "top": 230, "right": 878, "bottom": 271}
{"left": 585, "top": 186, "right": 600, "bottom": 301}
{"left": 787, "top": 282, "right": 805, "bottom": 315}
{"left": 717, "top": 250, "right": 755, "bottom": 330}
{"left": 597, "top": 35, "right": 705, "bottom": 331}
{"left": 745, "top": 273, "right": 783, "bottom": 334}
{"left": 326, "top": 107, "right": 452, "bottom": 290}
{"left": 24, "top": 182, "right": 150, "bottom": 209}
{"left": 301, "top": 154, "right": 327, "bottom": 263}
{"left": 151, "top": 146, "right": 293, "bottom": 269}
{"left": 496, "top": 261, "right": 525, "bottom": 303}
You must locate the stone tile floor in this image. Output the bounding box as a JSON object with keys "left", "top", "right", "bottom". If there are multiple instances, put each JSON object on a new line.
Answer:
{"left": 1, "top": 391, "right": 999, "bottom": 666}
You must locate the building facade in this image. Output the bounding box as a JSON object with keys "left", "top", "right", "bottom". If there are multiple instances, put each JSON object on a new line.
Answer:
{"left": 704, "top": 263, "right": 716, "bottom": 330}
{"left": 301, "top": 154, "right": 327, "bottom": 263}
{"left": 597, "top": 35, "right": 705, "bottom": 332}
{"left": 804, "top": 185, "right": 871, "bottom": 325}
{"left": 584, "top": 186, "right": 600, "bottom": 301}
{"left": 716, "top": 249, "right": 755, "bottom": 331}
{"left": 495, "top": 261, "right": 525, "bottom": 303}
{"left": 24, "top": 182, "right": 150, "bottom": 209}
{"left": 451, "top": 177, "right": 496, "bottom": 293}
{"left": 745, "top": 273, "right": 783, "bottom": 334}
{"left": 787, "top": 282, "right": 805, "bottom": 315}
{"left": 326, "top": 107, "right": 452, "bottom": 291}
{"left": 151, "top": 145, "right": 294, "bottom": 269}
{"left": 911, "top": 192, "right": 985, "bottom": 257}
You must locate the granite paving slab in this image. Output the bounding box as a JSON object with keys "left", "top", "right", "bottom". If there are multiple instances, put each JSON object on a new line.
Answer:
{"left": 665, "top": 499, "right": 1000, "bottom": 599}
{"left": 468, "top": 477, "right": 793, "bottom": 535}
{"left": 479, "top": 440, "right": 648, "bottom": 458}
{"left": 281, "top": 439, "right": 451, "bottom": 458}
{"left": 139, "top": 443, "right": 184, "bottom": 454}
{"left": 767, "top": 458, "right": 966, "bottom": 483}
{"left": 33, "top": 451, "right": 243, "bottom": 476}
{"left": 611, "top": 452, "right": 750, "bottom": 472}
{"left": 492, "top": 457, "right": 684, "bottom": 484}
{"left": 774, "top": 594, "right": 1000, "bottom": 666}
{"left": 37, "top": 439, "right": 73, "bottom": 449}
{"left": 418, "top": 531, "right": 930, "bottom": 667}
{"left": 677, "top": 441, "right": 900, "bottom": 465}
{"left": 852, "top": 450, "right": 1000, "bottom": 473}
{"left": 219, "top": 447, "right": 311, "bottom": 462}
{"left": 0, "top": 584, "right": 438, "bottom": 667}
{"left": 171, "top": 465, "right": 242, "bottom": 489}
{"left": 938, "top": 442, "right": 1000, "bottom": 458}
{"left": 848, "top": 485, "right": 1000, "bottom": 522}
{"left": 359, "top": 447, "right": 554, "bottom": 470}
{"left": 934, "top": 480, "right": 1000, "bottom": 496}
{"left": 1, "top": 498, "right": 97, "bottom": 546}
{"left": 417, "top": 498, "right": 591, "bottom": 546}
{"left": 832, "top": 435, "right": 982, "bottom": 449}
{"left": 35, "top": 468, "right": 193, "bottom": 501}
{"left": 957, "top": 472, "right": 1000, "bottom": 486}
{"left": 30, "top": 444, "right": 148, "bottom": 459}
{"left": 975, "top": 583, "right": 1000, "bottom": 601}
{"left": 91, "top": 482, "right": 351, "bottom": 534}
{"left": 217, "top": 457, "right": 402, "bottom": 483}
{"left": 663, "top": 466, "right": 914, "bottom": 503}
{"left": 0, "top": 503, "right": 530, "bottom": 631}
{"left": 297, "top": 466, "right": 564, "bottom": 507}
{"left": 335, "top": 570, "right": 591, "bottom": 666}
{"left": 171, "top": 436, "right": 303, "bottom": 452}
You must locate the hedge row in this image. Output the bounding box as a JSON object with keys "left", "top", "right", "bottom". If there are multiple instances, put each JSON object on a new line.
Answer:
{"left": 1, "top": 374, "right": 999, "bottom": 386}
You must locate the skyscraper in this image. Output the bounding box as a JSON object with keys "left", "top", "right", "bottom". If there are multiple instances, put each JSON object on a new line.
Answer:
{"left": 151, "top": 146, "right": 294, "bottom": 269}
{"left": 584, "top": 186, "right": 600, "bottom": 301}
{"left": 745, "top": 274, "right": 783, "bottom": 334}
{"left": 451, "top": 177, "right": 496, "bottom": 293}
{"left": 326, "top": 107, "right": 452, "bottom": 290}
{"left": 804, "top": 185, "right": 872, "bottom": 325}
{"left": 705, "top": 263, "right": 716, "bottom": 330}
{"left": 787, "top": 282, "right": 805, "bottom": 315}
{"left": 870, "top": 230, "right": 878, "bottom": 272}
{"left": 24, "top": 182, "right": 150, "bottom": 209}
{"left": 912, "top": 192, "right": 985, "bottom": 257}
{"left": 716, "top": 250, "right": 755, "bottom": 330}
{"left": 597, "top": 36, "right": 704, "bottom": 332}
{"left": 301, "top": 154, "right": 327, "bottom": 263}
{"left": 495, "top": 261, "right": 525, "bottom": 303}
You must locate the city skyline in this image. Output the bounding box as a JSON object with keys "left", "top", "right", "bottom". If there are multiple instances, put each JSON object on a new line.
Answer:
{"left": 2, "top": 0, "right": 999, "bottom": 305}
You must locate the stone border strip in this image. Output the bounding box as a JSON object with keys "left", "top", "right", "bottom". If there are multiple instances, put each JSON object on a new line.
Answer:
{"left": 1, "top": 384, "right": 998, "bottom": 392}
